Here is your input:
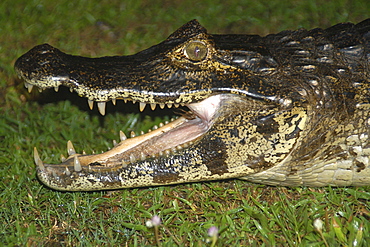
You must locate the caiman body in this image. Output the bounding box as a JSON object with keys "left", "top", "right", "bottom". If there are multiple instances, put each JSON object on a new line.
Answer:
{"left": 15, "top": 19, "right": 370, "bottom": 191}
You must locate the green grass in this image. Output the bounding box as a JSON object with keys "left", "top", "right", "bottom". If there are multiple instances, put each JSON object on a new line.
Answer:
{"left": 1, "top": 0, "right": 370, "bottom": 246}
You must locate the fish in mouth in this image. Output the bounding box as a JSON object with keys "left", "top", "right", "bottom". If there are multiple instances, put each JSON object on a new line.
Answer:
{"left": 15, "top": 19, "right": 370, "bottom": 190}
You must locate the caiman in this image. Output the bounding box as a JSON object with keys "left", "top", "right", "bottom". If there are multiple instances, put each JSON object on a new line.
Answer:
{"left": 15, "top": 19, "right": 370, "bottom": 191}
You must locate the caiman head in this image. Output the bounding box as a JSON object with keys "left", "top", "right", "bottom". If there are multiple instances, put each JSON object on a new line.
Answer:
{"left": 15, "top": 19, "right": 317, "bottom": 191}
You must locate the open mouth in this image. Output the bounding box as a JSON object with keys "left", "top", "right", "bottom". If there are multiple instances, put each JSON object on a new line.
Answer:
{"left": 32, "top": 88, "right": 224, "bottom": 177}
{"left": 14, "top": 40, "right": 245, "bottom": 190}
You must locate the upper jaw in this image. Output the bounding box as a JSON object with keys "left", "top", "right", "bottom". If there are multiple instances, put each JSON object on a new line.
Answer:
{"left": 14, "top": 43, "right": 218, "bottom": 107}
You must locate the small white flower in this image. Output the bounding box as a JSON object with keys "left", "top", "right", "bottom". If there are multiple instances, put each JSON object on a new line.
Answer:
{"left": 146, "top": 220, "right": 154, "bottom": 228}
{"left": 314, "top": 218, "right": 324, "bottom": 232}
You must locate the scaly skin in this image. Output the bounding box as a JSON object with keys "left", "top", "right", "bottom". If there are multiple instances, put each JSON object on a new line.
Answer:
{"left": 15, "top": 19, "right": 370, "bottom": 191}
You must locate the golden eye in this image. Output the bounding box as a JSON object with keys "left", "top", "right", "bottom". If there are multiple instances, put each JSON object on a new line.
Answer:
{"left": 184, "top": 41, "right": 207, "bottom": 61}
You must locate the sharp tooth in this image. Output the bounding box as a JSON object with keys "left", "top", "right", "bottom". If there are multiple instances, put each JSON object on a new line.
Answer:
{"left": 54, "top": 86, "right": 59, "bottom": 92}
{"left": 38, "top": 88, "right": 43, "bottom": 93}
{"left": 74, "top": 156, "right": 82, "bottom": 172}
{"left": 140, "top": 152, "right": 146, "bottom": 161}
{"left": 82, "top": 150, "right": 86, "bottom": 155}
{"left": 112, "top": 98, "right": 116, "bottom": 105}
{"left": 159, "top": 122, "right": 164, "bottom": 127}
{"left": 130, "top": 154, "right": 136, "bottom": 163}
{"left": 139, "top": 102, "right": 146, "bottom": 112}
{"left": 174, "top": 103, "right": 179, "bottom": 108}
{"left": 159, "top": 103, "right": 165, "bottom": 109}
{"left": 130, "top": 131, "right": 136, "bottom": 138}
{"left": 152, "top": 125, "right": 158, "bottom": 130}
{"left": 88, "top": 100, "right": 94, "bottom": 110}
{"left": 150, "top": 103, "right": 156, "bottom": 110}
{"left": 33, "top": 147, "right": 44, "bottom": 170}
{"left": 120, "top": 130, "right": 127, "bottom": 141}
{"left": 165, "top": 120, "right": 169, "bottom": 124}
{"left": 113, "top": 140, "right": 117, "bottom": 146}
{"left": 64, "top": 166, "right": 71, "bottom": 176}
{"left": 61, "top": 154, "right": 66, "bottom": 162}
{"left": 67, "top": 140, "right": 76, "bottom": 156}
{"left": 167, "top": 103, "right": 173, "bottom": 108}
{"left": 121, "top": 160, "right": 128, "bottom": 167}
{"left": 97, "top": 102, "right": 106, "bottom": 116}
{"left": 88, "top": 165, "right": 92, "bottom": 172}
{"left": 140, "top": 131, "right": 145, "bottom": 135}
{"left": 70, "top": 88, "right": 73, "bottom": 93}
{"left": 24, "top": 83, "right": 34, "bottom": 93}
{"left": 124, "top": 99, "right": 128, "bottom": 103}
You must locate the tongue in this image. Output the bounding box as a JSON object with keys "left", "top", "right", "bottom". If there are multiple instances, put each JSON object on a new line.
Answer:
{"left": 187, "top": 94, "right": 222, "bottom": 124}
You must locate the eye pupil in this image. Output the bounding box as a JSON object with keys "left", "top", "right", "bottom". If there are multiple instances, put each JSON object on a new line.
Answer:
{"left": 184, "top": 41, "right": 207, "bottom": 61}
{"left": 194, "top": 46, "right": 200, "bottom": 57}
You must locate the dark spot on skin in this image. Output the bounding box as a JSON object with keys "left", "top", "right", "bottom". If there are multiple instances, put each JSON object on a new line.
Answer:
{"left": 343, "top": 91, "right": 356, "bottom": 100}
{"left": 153, "top": 172, "right": 180, "bottom": 183}
{"left": 249, "top": 136, "right": 257, "bottom": 143}
{"left": 196, "top": 136, "right": 229, "bottom": 176}
{"left": 229, "top": 128, "right": 239, "bottom": 138}
{"left": 245, "top": 154, "right": 274, "bottom": 171}
{"left": 353, "top": 160, "right": 366, "bottom": 172}
{"left": 90, "top": 162, "right": 105, "bottom": 166}
{"left": 285, "top": 114, "right": 299, "bottom": 127}
{"left": 348, "top": 147, "right": 358, "bottom": 157}
{"left": 321, "top": 146, "right": 348, "bottom": 160}
{"left": 288, "top": 167, "right": 298, "bottom": 175}
{"left": 255, "top": 114, "right": 279, "bottom": 139}
{"left": 285, "top": 125, "right": 301, "bottom": 140}
{"left": 206, "top": 158, "right": 229, "bottom": 175}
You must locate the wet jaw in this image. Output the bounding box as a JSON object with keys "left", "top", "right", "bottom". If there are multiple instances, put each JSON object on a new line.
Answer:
{"left": 33, "top": 94, "right": 223, "bottom": 182}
